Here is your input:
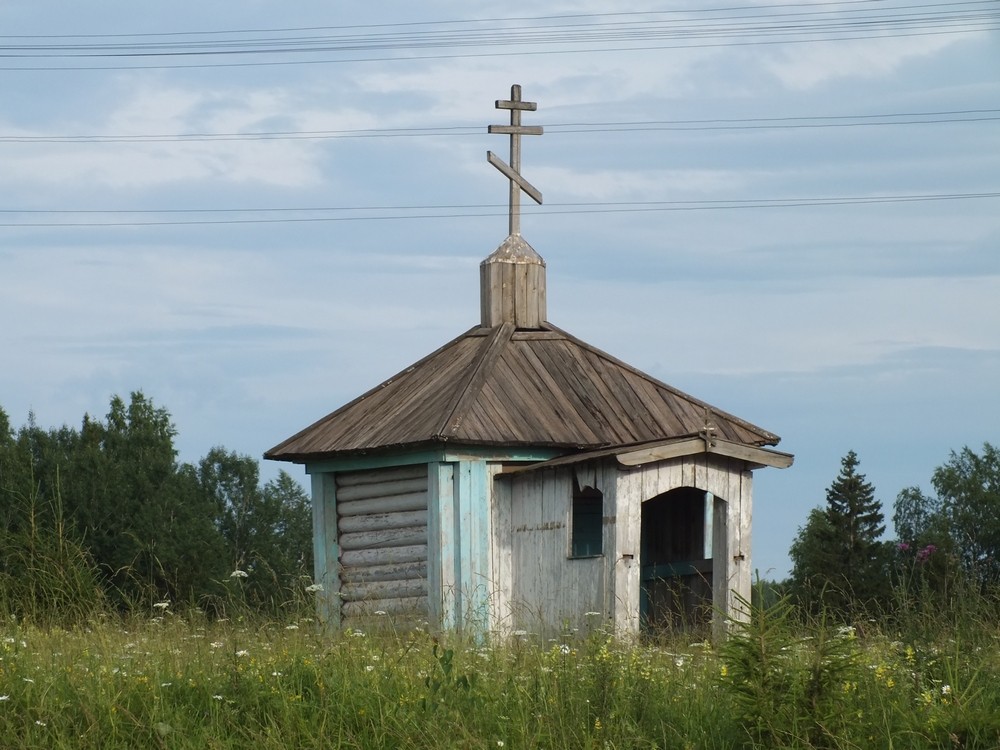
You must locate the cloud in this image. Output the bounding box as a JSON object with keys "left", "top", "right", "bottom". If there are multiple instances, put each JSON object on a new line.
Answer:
{"left": 0, "top": 80, "right": 383, "bottom": 190}
{"left": 762, "top": 34, "right": 960, "bottom": 90}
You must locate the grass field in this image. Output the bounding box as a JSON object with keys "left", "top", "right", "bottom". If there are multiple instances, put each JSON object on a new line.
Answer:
{"left": 3, "top": 594, "right": 1000, "bottom": 750}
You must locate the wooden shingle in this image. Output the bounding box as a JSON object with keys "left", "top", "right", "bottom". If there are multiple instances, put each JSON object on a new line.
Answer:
{"left": 265, "top": 320, "right": 779, "bottom": 463}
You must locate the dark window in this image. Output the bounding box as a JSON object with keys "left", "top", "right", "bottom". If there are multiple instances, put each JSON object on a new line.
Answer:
{"left": 571, "top": 486, "right": 603, "bottom": 557}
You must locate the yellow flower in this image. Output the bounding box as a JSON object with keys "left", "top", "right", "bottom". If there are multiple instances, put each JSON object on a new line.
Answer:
{"left": 594, "top": 718, "right": 603, "bottom": 732}
{"left": 720, "top": 664, "right": 728, "bottom": 678}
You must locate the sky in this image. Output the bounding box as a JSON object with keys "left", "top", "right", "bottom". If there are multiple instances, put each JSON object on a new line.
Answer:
{"left": 2, "top": 1, "right": 998, "bottom": 579}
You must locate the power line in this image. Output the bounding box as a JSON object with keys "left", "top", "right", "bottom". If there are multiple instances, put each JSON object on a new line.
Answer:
{"left": 2, "top": 109, "right": 997, "bottom": 144}
{"left": 1, "top": 2, "right": 996, "bottom": 70}
{"left": 2, "top": 192, "right": 997, "bottom": 228}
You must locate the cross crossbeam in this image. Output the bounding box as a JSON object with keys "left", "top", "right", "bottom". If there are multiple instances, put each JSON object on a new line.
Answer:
{"left": 487, "top": 84, "right": 543, "bottom": 236}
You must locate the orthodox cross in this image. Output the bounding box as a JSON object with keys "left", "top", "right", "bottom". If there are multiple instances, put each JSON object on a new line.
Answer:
{"left": 488, "top": 84, "right": 543, "bottom": 236}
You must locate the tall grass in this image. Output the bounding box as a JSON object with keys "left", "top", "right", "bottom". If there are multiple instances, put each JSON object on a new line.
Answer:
{"left": 3, "top": 559, "right": 1000, "bottom": 749}
{"left": 1, "top": 596, "right": 1000, "bottom": 749}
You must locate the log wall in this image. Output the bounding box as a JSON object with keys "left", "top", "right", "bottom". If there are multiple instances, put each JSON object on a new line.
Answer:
{"left": 335, "top": 464, "right": 429, "bottom": 624}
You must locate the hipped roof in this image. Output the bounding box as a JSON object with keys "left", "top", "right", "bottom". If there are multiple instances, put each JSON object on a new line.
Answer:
{"left": 265, "top": 321, "right": 780, "bottom": 463}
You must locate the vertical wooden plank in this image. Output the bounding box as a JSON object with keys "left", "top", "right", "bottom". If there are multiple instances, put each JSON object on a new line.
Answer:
{"left": 734, "top": 469, "right": 753, "bottom": 621}
{"left": 613, "top": 469, "right": 641, "bottom": 636}
{"left": 489, "top": 464, "right": 513, "bottom": 632}
{"left": 311, "top": 472, "right": 340, "bottom": 627}
{"left": 703, "top": 491, "right": 714, "bottom": 560}
{"left": 712, "top": 493, "right": 729, "bottom": 641}
{"left": 451, "top": 460, "right": 491, "bottom": 634}
{"left": 428, "top": 462, "right": 457, "bottom": 629}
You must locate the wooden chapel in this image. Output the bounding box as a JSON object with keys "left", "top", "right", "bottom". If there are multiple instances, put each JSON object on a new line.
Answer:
{"left": 265, "top": 85, "right": 793, "bottom": 637}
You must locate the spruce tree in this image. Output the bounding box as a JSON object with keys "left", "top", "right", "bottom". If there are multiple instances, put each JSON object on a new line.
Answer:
{"left": 789, "top": 451, "right": 888, "bottom": 618}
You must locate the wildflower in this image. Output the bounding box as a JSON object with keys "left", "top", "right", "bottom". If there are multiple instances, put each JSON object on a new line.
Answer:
{"left": 916, "top": 544, "right": 938, "bottom": 563}
{"left": 22, "top": 678, "right": 34, "bottom": 684}
{"left": 305, "top": 583, "right": 323, "bottom": 593}
{"left": 235, "top": 650, "right": 249, "bottom": 658}
{"left": 160, "top": 682, "right": 172, "bottom": 687}
{"left": 498, "top": 742, "right": 505, "bottom": 747}
{"left": 230, "top": 569, "right": 249, "bottom": 579}
{"left": 35, "top": 720, "right": 46, "bottom": 726}
{"left": 720, "top": 664, "right": 729, "bottom": 678}
{"left": 560, "top": 644, "right": 571, "bottom": 655}
{"left": 898, "top": 542, "right": 911, "bottom": 552}
{"left": 212, "top": 695, "right": 224, "bottom": 701}
{"left": 374, "top": 610, "right": 388, "bottom": 616}
{"left": 836, "top": 625, "right": 856, "bottom": 639}
{"left": 210, "top": 642, "right": 224, "bottom": 649}
{"left": 153, "top": 601, "right": 170, "bottom": 610}
{"left": 366, "top": 665, "right": 375, "bottom": 672}
{"left": 594, "top": 718, "right": 603, "bottom": 732}
{"left": 285, "top": 624, "right": 299, "bottom": 630}
{"left": 0, "top": 695, "right": 9, "bottom": 702}
{"left": 941, "top": 684, "right": 952, "bottom": 696}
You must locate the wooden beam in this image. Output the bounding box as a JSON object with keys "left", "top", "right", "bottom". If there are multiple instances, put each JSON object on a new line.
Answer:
{"left": 616, "top": 437, "right": 794, "bottom": 469}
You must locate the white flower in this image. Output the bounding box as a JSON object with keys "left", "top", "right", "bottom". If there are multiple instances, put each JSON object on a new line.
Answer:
{"left": 22, "top": 678, "right": 34, "bottom": 684}
{"left": 153, "top": 601, "right": 170, "bottom": 610}
{"left": 235, "top": 650, "right": 249, "bottom": 658}
{"left": 365, "top": 665, "right": 375, "bottom": 672}
{"left": 942, "top": 684, "right": 952, "bottom": 695}
{"left": 212, "top": 694, "right": 224, "bottom": 701}
{"left": 305, "top": 583, "right": 323, "bottom": 593}
{"left": 230, "top": 569, "right": 249, "bottom": 579}
{"left": 374, "top": 610, "right": 387, "bottom": 616}
{"left": 0, "top": 695, "right": 9, "bottom": 702}
{"left": 285, "top": 624, "right": 299, "bottom": 630}
{"left": 160, "top": 682, "right": 172, "bottom": 687}
{"left": 559, "top": 644, "right": 571, "bottom": 655}
{"left": 210, "top": 642, "right": 224, "bottom": 649}
{"left": 35, "top": 720, "right": 46, "bottom": 726}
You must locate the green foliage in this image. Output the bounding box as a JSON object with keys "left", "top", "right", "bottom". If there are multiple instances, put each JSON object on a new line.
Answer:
{"left": 893, "top": 443, "right": 1000, "bottom": 596}
{"left": 788, "top": 451, "right": 889, "bottom": 618}
{"left": 0, "top": 393, "right": 312, "bottom": 619}
{"left": 0, "top": 479, "right": 105, "bottom": 625}
{"left": 5, "top": 597, "right": 1000, "bottom": 750}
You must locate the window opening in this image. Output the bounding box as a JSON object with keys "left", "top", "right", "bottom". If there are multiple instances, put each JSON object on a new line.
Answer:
{"left": 571, "top": 482, "right": 603, "bottom": 558}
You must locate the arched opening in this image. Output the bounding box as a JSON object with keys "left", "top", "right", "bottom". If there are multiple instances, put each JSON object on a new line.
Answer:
{"left": 640, "top": 487, "right": 715, "bottom": 634}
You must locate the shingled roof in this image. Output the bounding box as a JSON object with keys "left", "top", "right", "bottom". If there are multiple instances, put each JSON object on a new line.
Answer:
{"left": 265, "top": 318, "right": 779, "bottom": 463}
{"left": 266, "top": 87, "right": 782, "bottom": 465}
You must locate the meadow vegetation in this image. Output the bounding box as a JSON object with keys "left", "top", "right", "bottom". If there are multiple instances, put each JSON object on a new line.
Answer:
{"left": 4, "top": 399, "right": 1000, "bottom": 747}
{"left": 2, "top": 579, "right": 1000, "bottom": 750}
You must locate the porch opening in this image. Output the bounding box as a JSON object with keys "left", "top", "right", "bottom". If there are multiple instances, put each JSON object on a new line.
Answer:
{"left": 640, "top": 486, "right": 714, "bottom": 634}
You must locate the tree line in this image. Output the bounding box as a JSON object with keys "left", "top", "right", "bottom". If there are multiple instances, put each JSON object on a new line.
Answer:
{"left": 786, "top": 443, "right": 1000, "bottom": 621}
{"left": 0, "top": 391, "right": 312, "bottom": 621}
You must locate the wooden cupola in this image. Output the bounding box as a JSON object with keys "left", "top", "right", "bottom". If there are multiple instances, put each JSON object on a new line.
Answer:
{"left": 481, "top": 84, "right": 546, "bottom": 329}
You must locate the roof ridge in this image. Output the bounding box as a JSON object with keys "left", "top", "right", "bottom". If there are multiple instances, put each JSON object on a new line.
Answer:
{"left": 542, "top": 321, "right": 780, "bottom": 446}
{"left": 437, "top": 323, "right": 515, "bottom": 439}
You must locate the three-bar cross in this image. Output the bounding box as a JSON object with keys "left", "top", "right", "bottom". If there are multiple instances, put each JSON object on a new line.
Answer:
{"left": 488, "top": 84, "right": 543, "bottom": 236}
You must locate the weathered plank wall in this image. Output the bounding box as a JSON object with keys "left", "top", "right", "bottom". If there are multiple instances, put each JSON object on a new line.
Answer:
{"left": 505, "top": 461, "right": 615, "bottom": 633}
{"left": 335, "top": 464, "right": 429, "bottom": 624}
{"left": 611, "top": 454, "right": 751, "bottom": 637}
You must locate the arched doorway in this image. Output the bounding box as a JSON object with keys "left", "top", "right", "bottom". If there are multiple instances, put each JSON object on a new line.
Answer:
{"left": 640, "top": 487, "right": 715, "bottom": 634}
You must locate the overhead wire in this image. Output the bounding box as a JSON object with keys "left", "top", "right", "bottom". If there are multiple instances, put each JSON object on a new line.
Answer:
{"left": 1, "top": 1, "right": 996, "bottom": 69}
{"left": 2, "top": 192, "right": 998, "bottom": 228}
{"left": 1, "top": 108, "right": 997, "bottom": 144}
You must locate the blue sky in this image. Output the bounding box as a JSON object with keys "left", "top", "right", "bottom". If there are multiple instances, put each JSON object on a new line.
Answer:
{"left": 2, "top": 1, "right": 998, "bottom": 578}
